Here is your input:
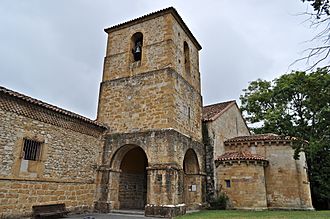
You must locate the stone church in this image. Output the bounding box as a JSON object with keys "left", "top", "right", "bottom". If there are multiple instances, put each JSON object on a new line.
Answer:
{"left": 0, "top": 7, "right": 313, "bottom": 218}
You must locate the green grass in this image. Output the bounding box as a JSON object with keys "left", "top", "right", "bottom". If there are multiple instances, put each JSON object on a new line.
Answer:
{"left": 176, "top": 210, "right": 330, "bottom": 219}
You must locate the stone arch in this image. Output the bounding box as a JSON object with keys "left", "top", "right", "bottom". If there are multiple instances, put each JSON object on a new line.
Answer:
{"left": 183, "top": 148, "right": 202, "bottom": 208}
{"left": 109, "top": 144, "right": 148, "bottom": 210}
{"left": 183, "top": 148, "right": 200, "bottom": 174}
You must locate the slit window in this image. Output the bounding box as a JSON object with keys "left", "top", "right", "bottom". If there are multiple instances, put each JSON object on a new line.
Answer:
{"left": 23, "top": 139, "right": 42, "bottom": 161}
{"left": 184, "top": 41, "right": 191, "bottom": 76}
{"left": 225, "top": 179, "right": 231, "bottom": 188}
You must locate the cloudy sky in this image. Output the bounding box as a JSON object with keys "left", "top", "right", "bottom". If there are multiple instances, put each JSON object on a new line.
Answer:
{"left": 0, "top": 0, "right": 318, "bottom": 119}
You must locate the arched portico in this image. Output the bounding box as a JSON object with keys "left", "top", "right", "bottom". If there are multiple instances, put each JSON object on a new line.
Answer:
{"left": 108, "top": 144, "right": 148, "bottom": 210}
{"left": 95, "top": 130, "right": 205, "bottom": 217}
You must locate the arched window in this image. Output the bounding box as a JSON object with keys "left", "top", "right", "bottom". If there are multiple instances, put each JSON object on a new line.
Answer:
{"left": 184, "top": 41, "right": 190, "bottom": 76}
{"left": 131, "top": 32, "right": 143, "bottom": 62}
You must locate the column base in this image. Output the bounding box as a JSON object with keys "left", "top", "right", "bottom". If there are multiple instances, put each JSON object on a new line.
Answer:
{"left": 94, "top": 201, "right": 111, "bottom": 213}
{"left": 145, "top": 204, "right": 186, "bottom": 218}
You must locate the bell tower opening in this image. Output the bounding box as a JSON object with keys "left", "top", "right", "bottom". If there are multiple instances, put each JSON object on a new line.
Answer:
{"left": 131, "top": 32, "right": 143, "bottom": 62}
{"left": 184, "top": 41, "right": 190, "bottom": 76}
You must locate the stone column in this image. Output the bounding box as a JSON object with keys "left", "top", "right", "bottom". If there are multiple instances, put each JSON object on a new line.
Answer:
{"left": 145, "top": 164, "right": 186, "bottom": 218}
{"left": 108, "top": 169, "right": 121, "bottom": 209}
{"left": 94, "top": 166, "right": 111, "bottom": 213}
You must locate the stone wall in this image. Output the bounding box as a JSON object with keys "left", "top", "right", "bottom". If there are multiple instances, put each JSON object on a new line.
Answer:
{"left": 0, "top": 180, "right": 95, "bottom": 218}
{"left": 205, "top": 105, "right": 250, "bottom": 158}
{"left": 262, "top": 145, "right": 313, "bottom": 209}
{"left": 97, "top": 69, "right": 173, "bottom": 134}
{"left": 216, "top": 161, "right": 267, "bottom": 209}
{"left": 173, "top": 69, "right": 202, "bottom": 141}
{"left": 119, "top": 173, "right": 146, "bottom": 209}
{"left": 170, "top": 15, "right": 200, "bottom": 92}
{"left": 0, "top": 107, "right": 104, "bottom": 218}
{"left": 97, "top": 68, "right": 202, "bottom": 142}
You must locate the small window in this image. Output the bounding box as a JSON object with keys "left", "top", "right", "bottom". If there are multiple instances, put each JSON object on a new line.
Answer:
{"left": 23, "top": 139, "right": 42, "bottom": 161}
{"left": 225, "top": 179, "right": 231, "bottom": 188}
{"left": 157, "top": 174, "right": 162, "bottom": 182}
{"left": 131, "top": 32, "right": 143, "bottom": 62}
{"left": 188, "top": 107, "right": 191, "bottom": 119}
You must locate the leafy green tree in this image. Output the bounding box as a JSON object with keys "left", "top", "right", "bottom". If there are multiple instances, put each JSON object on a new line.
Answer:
{"left": 240, "top": 68, "right": 330, "bottom": 209}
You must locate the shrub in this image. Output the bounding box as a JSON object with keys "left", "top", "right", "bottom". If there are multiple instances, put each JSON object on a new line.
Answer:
{"left": 208, "top": 193, "right": 229, "bottom": 210}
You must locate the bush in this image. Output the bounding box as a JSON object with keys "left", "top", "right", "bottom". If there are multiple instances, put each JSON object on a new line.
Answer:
{"left": 208, "top": 193, "right": 229, "bottom": 210}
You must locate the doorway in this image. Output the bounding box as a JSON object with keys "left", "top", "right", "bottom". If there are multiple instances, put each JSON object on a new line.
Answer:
{"left": 119, "top": 147, "right": 148, "bottom": 209}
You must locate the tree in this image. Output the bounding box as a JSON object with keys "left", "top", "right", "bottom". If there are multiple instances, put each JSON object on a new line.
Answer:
{"left": 302, "top": 0, "right": 330, "bottom": 18}
{"left": 240, "top": 68, "right": 330, "bottom": 209}
{"left": 297, "top": 1, "right": 330, "bottom": 69}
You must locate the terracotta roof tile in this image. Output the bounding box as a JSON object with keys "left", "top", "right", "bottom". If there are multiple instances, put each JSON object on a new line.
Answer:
{"left": 0, "top": 86, "right": 107, "bottom": 129}
{"left": 224, "top": 134, "right": 298, "bottom": 143}
{"left": 202, "top": 100, "right": 236, "bottom": 122}
{"left": 216, "top": 151, "right": 267, "bottom": 161}
{"left": 104, "top": 7, "right": 202, "bottom": 50}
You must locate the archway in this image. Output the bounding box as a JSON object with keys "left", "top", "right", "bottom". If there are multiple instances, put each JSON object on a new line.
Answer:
{"left": 118, "top": 146, "right": 148, "bottom": 209}
{"left": 183, "top": 148, "right": 202, "bottom": 208}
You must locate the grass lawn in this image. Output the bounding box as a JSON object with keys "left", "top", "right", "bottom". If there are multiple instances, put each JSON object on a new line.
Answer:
{"left": 176, "top": 210, "right": 330, "bottom": 219}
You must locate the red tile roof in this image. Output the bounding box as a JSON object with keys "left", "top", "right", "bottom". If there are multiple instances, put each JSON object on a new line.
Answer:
{"left": 104, "top": 7, "right": 202, "bottom": 50}
{"left": 202, "top": 100, "right": 236, "bottom": 122}
{"left": 224, "top": 134, "right": 298, "bottom": 143}
{"left": 216, "top": 151, "right": 267, "bottom": 161}
{"left": 0, "top": 86, "right": 106, "bottom": 129}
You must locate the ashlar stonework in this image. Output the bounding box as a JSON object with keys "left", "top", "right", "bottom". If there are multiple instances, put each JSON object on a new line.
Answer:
{"left": 0, "top": 7, "right": 313, "bottom": 219}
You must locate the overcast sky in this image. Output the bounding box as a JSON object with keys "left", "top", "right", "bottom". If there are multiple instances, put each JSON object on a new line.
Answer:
{"left": 0, "top": 0, "right": 318, "bottom": 119}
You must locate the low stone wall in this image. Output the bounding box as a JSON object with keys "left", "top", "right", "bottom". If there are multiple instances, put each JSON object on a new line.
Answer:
{"left": 0, "top": 179, "right": 95, "bottom": 218}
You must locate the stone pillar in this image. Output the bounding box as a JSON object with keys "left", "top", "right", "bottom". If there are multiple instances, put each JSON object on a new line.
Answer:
{"left": 108, "top": 170, "right": 121, "bottom": 209}
{"left": 94, "top": 166, "right": 111, "bottom": 213}
{"left": 145, "top": 164, "right": 186, "bottom": 218}
{"left": 94, "top": 167, "right": 121, "bottom": 212}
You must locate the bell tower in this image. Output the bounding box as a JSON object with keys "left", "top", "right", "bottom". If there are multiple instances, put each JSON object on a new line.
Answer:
{"left": 95, "top": 7, "right": 205, "bottom": 217}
